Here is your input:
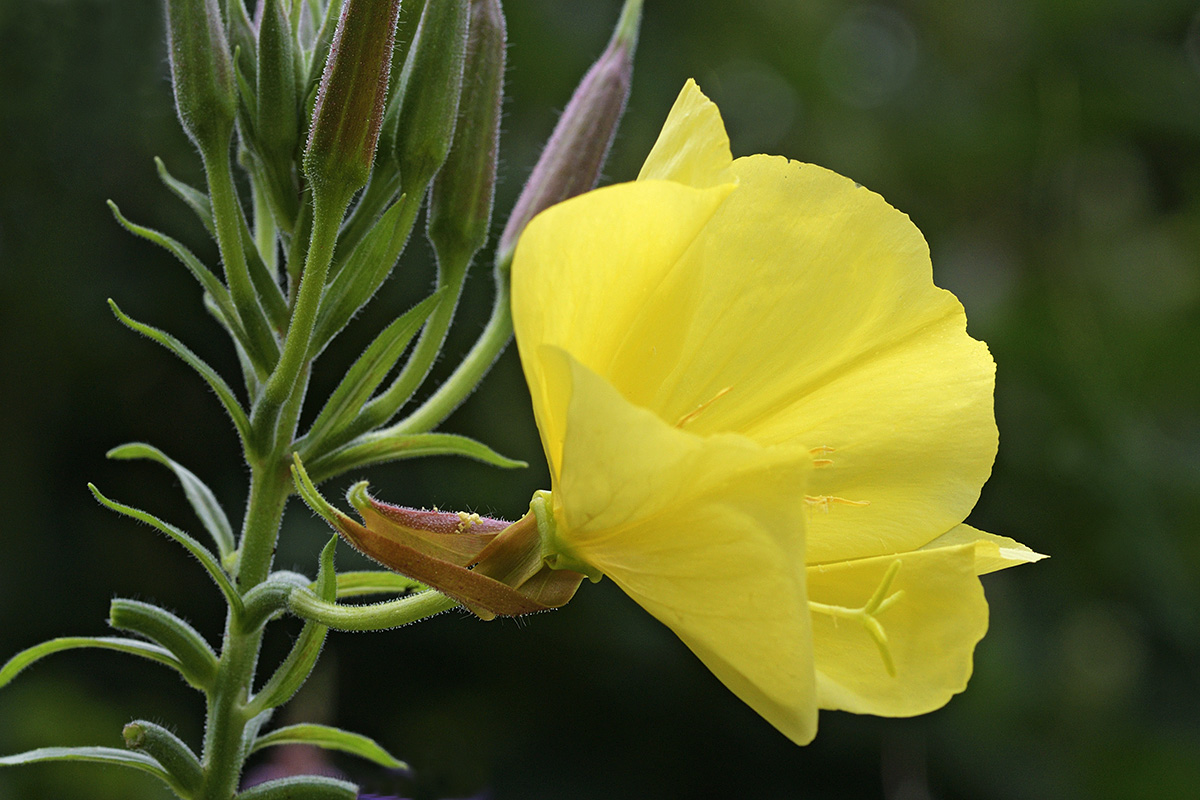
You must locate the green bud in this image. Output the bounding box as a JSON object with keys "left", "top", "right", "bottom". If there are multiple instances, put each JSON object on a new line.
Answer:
{"left": 165, "top": 0, "right": 237, "bottom": 155}
{"left": 497, "top": 0, "right": 643, "bottom": 265}
{"left": 427, "top": 0, "right": 506, "bottom": 264}
{"left": 123, "top": 721, "right": 203, "bottom": 797}
{"left": 255, "top": 0, "right": 302, "bottom": 226}
{"left": 391, "top": 0, "right": 469, "bottom": 198}
{"left": 303, "top": 0, "right": 403, "bottom": 205}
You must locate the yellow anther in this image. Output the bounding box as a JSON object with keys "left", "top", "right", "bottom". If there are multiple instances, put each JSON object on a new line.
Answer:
{"left": 804, "top": 495, "right": 870, "bottom": 513}
{"left": 809, "top": 445, "right": 836, "bottom": 456}
{"left": 674, "top": 386, "right": 733, "bottom": 428}
{"left": 812, "top": 459, "right": 834, "bottom": 468}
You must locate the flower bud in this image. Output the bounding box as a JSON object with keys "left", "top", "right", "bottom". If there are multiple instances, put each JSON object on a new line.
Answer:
{"left": 427, "top": 0, "right": 506, "bottom": 265}
{"left": 391, "top": 0, "right": 470, "bottom": 198}
{"left": 496, "top": 0, "right": 642, "bottom": 266}
{"left": 254, "top": 0, "right": 302, "bottom": 225}
{"left": 165, "top": 0, "right": 237, "bottom": 155}
{"left": 303, "top": 0, "right": 403, "bottom": 204}
{"left": 291, "top": 457, "right": 583, "bottom": 621}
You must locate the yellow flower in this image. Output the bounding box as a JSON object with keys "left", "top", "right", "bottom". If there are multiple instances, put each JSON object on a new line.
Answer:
{"left": 510, "top": 80, "right": 1043, "bottom": 745}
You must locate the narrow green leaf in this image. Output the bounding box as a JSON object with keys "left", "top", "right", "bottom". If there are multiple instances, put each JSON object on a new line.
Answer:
{"left": 107, "top": 200, "right": 239, "bottom": 330}
{"left": 238, "top": 201, "right": 290, "bottom": 332}
{"left": 106, "top": 442, "right": 236, "bottom": 561}
{"left": 251, "top": 723, "right": 408, "bottom": 770}
{"left": 109, "top": 599, "right": 219, "bottom": 692}
{"left": 334, "top": 571, "right": 426, "bottom": 598}
{"left": 0, "top": 747, "right": 180, "bottom": 793}
{"left": 300, "top": 292, "right": 441, "bottom": 456}
{"left": 0, "top": 637, "right": 183, "bottom": 690}
{"left": 310, "top": 193, "right": 419, "bottom": 355}
{"left": 90, "top": 483, "right": 243, "bottom": 616}
{"left": 107, "top": 299, "right": 252, "bottom": 447}
{"left": 245, "top": 536, "right": 337, "bottom": 717}
{"left": 240, "top": 708, "right": 275, "bottom": 764}
{"left": 307, "top": 431, "right": 525, "bottom": 484}
{"left": 122, "top": 720, "right": 203, "bottom": 796}
{"left": 154, "top": 156, "right": 215, "bottom": 234}
{"left": 235, "top": 774, "right": 358, "bottom": 800}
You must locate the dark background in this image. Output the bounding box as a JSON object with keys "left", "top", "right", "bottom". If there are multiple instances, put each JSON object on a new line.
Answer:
{"left": 2, "top": 0, "right": 1199, "bottom": 797}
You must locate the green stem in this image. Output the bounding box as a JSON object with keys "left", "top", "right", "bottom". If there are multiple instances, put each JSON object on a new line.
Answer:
{"left": 204, "top": 144, "right": 275, "bottom": 387}
{"left": 196, "top": 463, "right": 291, "bottom": 800}
{"left": 392, "top": 272, "right": 512, "bottom": 434}
{"left": 288, "top": 588, "right": 457, "bottom": 631}
{"left": 257, "top": 191, "right": 347, "bottom": 425}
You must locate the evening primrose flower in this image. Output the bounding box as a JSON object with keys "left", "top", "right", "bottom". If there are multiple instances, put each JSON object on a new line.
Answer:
{"left": 510, "top": 80, "right": 1043, "bottom": 745}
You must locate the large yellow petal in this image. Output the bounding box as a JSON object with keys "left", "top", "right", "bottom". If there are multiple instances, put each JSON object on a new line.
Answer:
{"left": 511, "top": 179, "right": 733, "bottom": 474}
{"left": 601, "top": 155, "right": 996, "bottom": 562}
{"left": 637, "top": 78, "right": 733, "bottom": 188}
{"left": 920, "top": 523, "right": 1047, "bottom": 576}
{"left": 544, "top": 347, "right": 819, "bottom": 744}
{"left": 807, "top": 544, "right": 988, "bottom": 716}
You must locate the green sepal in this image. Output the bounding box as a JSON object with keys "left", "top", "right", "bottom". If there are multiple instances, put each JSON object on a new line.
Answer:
{"left": 0, "top": 637, "right": 184, "bottom": 691}
{"left": 333, "top": 570, "right": 427, "bottom": 598}
{"left": 391, "top": 0, "right": 469, "bottom": 196}
{"left": 250, "top": 723, "right": 408, "bottom": 770}
{"left": 235, "top": 774, "right": 359, "bottom": 800}
{"left": 306, "top": 431, "right": 525, "bottom": 484}
{"left": 105, "top": 442, "right": 236, "bottom": 562}
{"left": 109, "top": 599, "right": 219, "bottom": 693}
{"left": 309, "top": 193, "right": 420, "bottom": 355}
{"left": 89, "top": 483, "right": 242, "bottom": 616}
{"left": 154, "top": 157, "right": 215, "bottom": 235}
{"left": 300, "top": 291, "right": 441, "bottom": 456}
{"left": 0, "top": 747, "right": 182, "bottom": 795}
{"left": 107, "top": 299, "right": 252, "bottom": 449}
{"left": 244, "top": 536, "right": 337, "bottom": 717}
{"left": 122, "top": 720, "right": 203, "bottom": 797}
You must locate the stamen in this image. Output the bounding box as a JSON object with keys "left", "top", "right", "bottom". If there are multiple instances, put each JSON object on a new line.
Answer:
{"left": 804, "top": 495, "right": 870, "bottom": 513}
{"left": 674, "top": 386, "right": 733, "bottom": 427}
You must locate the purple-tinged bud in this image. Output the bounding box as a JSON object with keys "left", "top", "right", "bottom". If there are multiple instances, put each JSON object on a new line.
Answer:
{"left": 428, "top": 0, "right": 506, "bottom": 265}
{"left": 496, "top": 0, "right": 643, "bottom": 267}
{"left": 165, "top": 0, "right": 237, "bottom": 156}
{"left": 303, "top": 0, "right": 403, "bottom": 205}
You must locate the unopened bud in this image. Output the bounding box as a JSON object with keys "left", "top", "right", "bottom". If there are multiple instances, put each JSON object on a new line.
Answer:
{"left": 165, "top": 0, "right": 237, "bottom": 155}
{"left": 391, "top": 0, "right": 470, "bottom": 197}
{"left": 428, "top": 0, "right": 506, "bottom": 264}
{"left": 497, "top": 0, "right": 642, "bottom": 266}
{"left": 304, "top": 0, "right": 403, "bottom": 204}
{"left": 254, "top": 0, "right": 302, "bottom": 224}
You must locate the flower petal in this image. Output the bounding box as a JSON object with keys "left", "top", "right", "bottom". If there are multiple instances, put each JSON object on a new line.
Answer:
{"left": 512, "top": 178, "right": 733, "bottom": 474}
{"left": 807, "top": 543, "right": 988, "bottom": 716}
{"left": 544, "top": 347, "right": 819, "bottom": 744}
{"left": 920, "top": 523, "right": 1047, "bottom": 575}
{"left": 637, "top": 79, "right": 733, "bottom": 188}
{"left": 603, "top": 154, "right": 997, "bottom": 562}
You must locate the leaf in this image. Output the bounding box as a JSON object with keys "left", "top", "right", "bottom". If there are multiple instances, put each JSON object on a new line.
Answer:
{"left": 310, "top": 194, "right": 420, "bottom": 355}
{"left": 90, "top": 484, "right": 242, "bottom": 616}
{"left": 333, "top": 571, "right": 427, "bottom": 598}
{"left": 154, "top": 156, "right": 215, "bottom": 235}
{"left": 300, "top": 291, "right": 441, "bottom": 456}
{"left": 250, "top": 723, "right": 408, "bottom": 770}
{"left": 109, "top": 599, "right": 220, "bottom": 692}
{"left": 107, "top": 299, "right": 252, "bottom": 447}
{"left": 0, "top": 747, "right": 183, "bottom": 795}
{"left": 107, "top": 200, "right": 241, "bottom": 337}
{"left": 244, "top": 536, "right": 338, "bottom": 717}
{"left": 235, "top": 774, "right": 359, "bottom": 800}
{"left": 238, "top": 197, "right": 290, "bottom": 332}
{"left": 0, "top": 637, "right": 183, "bottom": 690}
{"left": 106, "top": 442, "right": 236, "bottom": 561}
{"left": 307, "top": 431, "right": 525, "bottom": 484}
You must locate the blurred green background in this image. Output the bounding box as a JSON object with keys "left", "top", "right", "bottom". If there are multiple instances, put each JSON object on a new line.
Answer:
{"left": 2, "top": 0, "right": 1199, "bottom": 797}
